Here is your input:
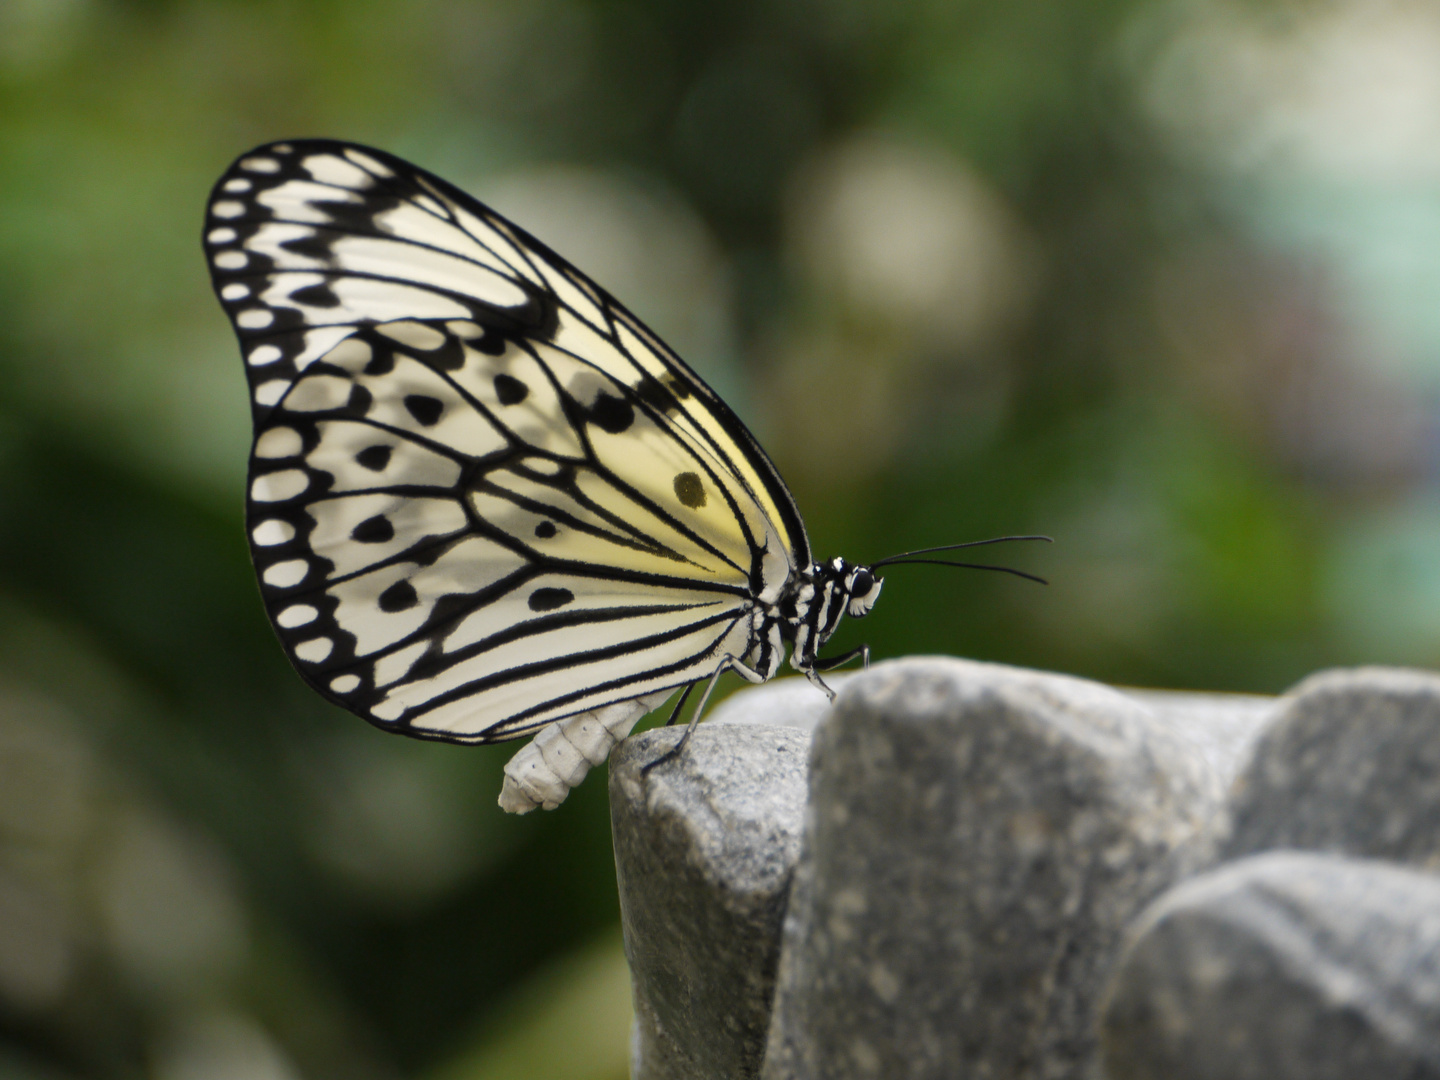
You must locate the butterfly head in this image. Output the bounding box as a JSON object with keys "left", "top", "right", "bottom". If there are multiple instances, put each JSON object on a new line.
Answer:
{"left": 844, "top": 563, "right": 884, "bottom": 618}
{"left": 815, "top": 557, "right": 884, "bottom": 625}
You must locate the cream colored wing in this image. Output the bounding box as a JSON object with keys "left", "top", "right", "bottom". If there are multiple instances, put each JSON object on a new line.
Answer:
{"left": 207, "top": 140, "right": 805, "bottom": 741}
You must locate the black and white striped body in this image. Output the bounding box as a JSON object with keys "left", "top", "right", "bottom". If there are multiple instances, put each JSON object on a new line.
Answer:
{"left": 779, "top": 556, "right": 883, "bottom": 682}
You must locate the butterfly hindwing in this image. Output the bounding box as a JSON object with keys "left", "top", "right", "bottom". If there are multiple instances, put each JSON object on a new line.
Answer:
{"left": 208, "top": 141, "right": 804, "bottom": 741}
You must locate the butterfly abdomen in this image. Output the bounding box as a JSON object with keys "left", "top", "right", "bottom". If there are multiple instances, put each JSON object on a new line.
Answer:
{"left": 498, "top": 690, "right": 671, "bottom": 813}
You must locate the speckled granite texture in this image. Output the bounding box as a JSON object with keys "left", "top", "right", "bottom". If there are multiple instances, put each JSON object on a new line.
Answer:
{"left": 608, "top": 660, "right": 1440, "bottom": 1080}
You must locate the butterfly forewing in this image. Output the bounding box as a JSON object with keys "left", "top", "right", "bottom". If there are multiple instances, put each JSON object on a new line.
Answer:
{"left": 207, "top": 140, "right": 803, "bottom": 742}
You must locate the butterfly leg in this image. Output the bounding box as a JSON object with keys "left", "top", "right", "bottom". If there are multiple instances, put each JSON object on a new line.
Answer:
{"left": 663, "top": 682, "right": 696, "bottom": 726}
{"left": 641, "top": 656, "right": 765, "bottom": 775}
{"left": 801, "top": 644, "right": 871, "bottom": 702}
{"left": 812, "top": 643, "right": 870, "bottom": 672}
{"left": 803, "top": 667, "right": 837, "bottom": 702}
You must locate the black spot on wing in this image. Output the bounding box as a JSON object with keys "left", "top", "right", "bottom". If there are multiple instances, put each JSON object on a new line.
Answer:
{"left": 291, "top": 282, "right": 341, "bottom": 308}
{"left": 673, "top": 472, "right": 706, "bottom": 508}
{"left": 398, "top": 642, "right": 448, "bottom": 684}
{"left": 278, "top": 230, "right": 334, "bottom": 264}
{"left": 404, "top": 394, "right": 444, "bottom": 426}
{"left": 355, "top": 445, "right": 391, "bottom": 471}
{"left": 429, "top": 336, "right": 466, "bottom": 372}
{"left": 528, "top": 587, "right": 574, "bottom": 612}
{"left": 351, "top": 515, "right": 394, "bottom": 543}
{"left": 634, "top": 373, "right": 684, "bottom": 413}
{"left": 475, "top": 328, "right": 508, "bottom": 356}
{"left": 589, "top": 392, "right": 634, "bottom": 433}
{"left": 534, "top": 521, "right": 557, "bottom": 539}
{"left": 363, "top": 349, "right": 395, "bottom": 376}
{"left": 347, "top": 385, "right": 373, "bottom": 415}
{"left": 379, "top": 580, "right": 418, "bottom": 612}
{"left": 321, "top": 190, "right": 406, "bottom": 235}
{"left": 494, "top": 374, "right": 529, "bottom": 405}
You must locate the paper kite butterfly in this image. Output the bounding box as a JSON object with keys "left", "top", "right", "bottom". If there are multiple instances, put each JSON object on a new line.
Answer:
{"left": 204, "top": 140, "right": 1040, "bottom": 813}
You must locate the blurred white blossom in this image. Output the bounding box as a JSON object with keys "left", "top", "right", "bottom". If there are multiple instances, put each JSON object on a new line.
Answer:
{"left": 788, "top": 132, "right": 1038, "bottom": 352}
{"left": 153, "top": 1012, "right": 301, "bottom": 1080}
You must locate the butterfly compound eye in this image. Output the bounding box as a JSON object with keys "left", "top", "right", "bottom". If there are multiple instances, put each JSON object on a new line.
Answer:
{"left": 851, "top": 569, "right": 874, "bottom": 597}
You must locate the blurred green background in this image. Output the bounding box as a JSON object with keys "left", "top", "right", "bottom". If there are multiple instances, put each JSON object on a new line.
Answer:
{"left": 4, "top": 0, "right": 1440, "bottom": 1076}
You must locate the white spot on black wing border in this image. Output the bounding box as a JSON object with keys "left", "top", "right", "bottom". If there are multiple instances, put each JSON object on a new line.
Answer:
{"left": 202, "top": 137, "right": 555, "bottom": 431}
{"left": 239, "top": 325, "right": 474, "bottom": 725}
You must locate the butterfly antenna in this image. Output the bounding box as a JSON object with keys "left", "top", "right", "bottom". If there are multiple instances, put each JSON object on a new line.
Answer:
{"left": 870, "top": 536, "right": 1051, "bottom": 584}
{"left": 872, "top": 535, "right": 1050, "bottom": 569}
{"left": 875, "top": 558, "right": 1048, "bottom": 585}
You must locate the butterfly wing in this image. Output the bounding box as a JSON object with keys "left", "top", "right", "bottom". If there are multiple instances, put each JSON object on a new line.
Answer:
{"left": 205, "top": 140, "right": 807, "bottom": 741}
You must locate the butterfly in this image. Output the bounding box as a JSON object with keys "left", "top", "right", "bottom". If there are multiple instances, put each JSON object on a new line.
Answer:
{"left": 204, "top": 140, "right": 1043, "bottom": 813}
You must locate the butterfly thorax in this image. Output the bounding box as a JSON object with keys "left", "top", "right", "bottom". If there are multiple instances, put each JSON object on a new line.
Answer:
{"left": 768, "top": 556, "right": 884, "bottom": 677}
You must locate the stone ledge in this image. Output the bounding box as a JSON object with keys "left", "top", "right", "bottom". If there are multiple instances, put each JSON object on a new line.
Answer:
{"left": 608, "top": 659, "right": 1440, "bottom": 1079}
{"left": 611, "top": 724, "right": 810, "bottom": 1080}
{"left": 1100, "top": 851, "right": 1440, "bottom": 1080}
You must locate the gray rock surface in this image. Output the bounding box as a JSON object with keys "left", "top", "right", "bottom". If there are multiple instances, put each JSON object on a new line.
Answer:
{"left": 706, "top": 675, "right": 849, "bottom": 733}
{"left": 1123, "top": 689, "right": 1274, "bottom": 787}
{"left": 1223, "top": 666, "right": 1440, "bottom": 870}
{"left": 760, "top": 657, "right": 1220, "bottom": 1080}
{"left": 712, "top": 676, "right": 1275, "bottom": 784}
{"left": 1100, "top": 850, "right": 1440, "bottom": 1080}
{"left": 610, "top": 724, "right": 811, "bottom": 1080}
